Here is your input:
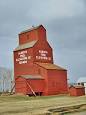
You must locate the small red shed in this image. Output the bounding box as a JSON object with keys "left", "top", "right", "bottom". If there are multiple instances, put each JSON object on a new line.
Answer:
{"left": 69, "top": 85, "right": 85, "bottom": 96}
{"left": 13, "top": 25, "right": 68, "bottom": 96}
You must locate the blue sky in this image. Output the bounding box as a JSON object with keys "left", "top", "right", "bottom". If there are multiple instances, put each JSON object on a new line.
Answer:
{"left": 0, "top": 0, "right": 86, "bottom": 82}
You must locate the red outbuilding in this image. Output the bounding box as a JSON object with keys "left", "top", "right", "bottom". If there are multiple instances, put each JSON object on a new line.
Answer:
{"left": 13, "top": 25, "right": 68, "bottom": 96}
{"left": 69, "top": 85, "right": 85, "bottom": 96}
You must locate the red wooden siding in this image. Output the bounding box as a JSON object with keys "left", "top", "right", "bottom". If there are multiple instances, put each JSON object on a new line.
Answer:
{"left": 69, "top": 86, "right": 85, "bottom": 96}
{"left": 14, "top": 25, "right": 68, "bottom": 96}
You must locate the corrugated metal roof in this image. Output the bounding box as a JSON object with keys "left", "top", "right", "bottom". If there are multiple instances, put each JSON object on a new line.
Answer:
{"left": 35, "top": 62, "right": 66, "bottom": 70}
{"left": 14, "top": 40, "right": 37, "bottom": 51}
{"left": 20, "top": 75, "right": 44, "bottom": 80}
{"left": 69, "top": 85, "right": 85, "bottom": 89}
{"left": 20, "top": 25, "right": 43, "bottom": 34}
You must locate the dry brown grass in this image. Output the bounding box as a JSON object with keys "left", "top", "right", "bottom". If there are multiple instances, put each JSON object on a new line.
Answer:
{"left": 0, "top": 94, "right": 86, "bottom": 115}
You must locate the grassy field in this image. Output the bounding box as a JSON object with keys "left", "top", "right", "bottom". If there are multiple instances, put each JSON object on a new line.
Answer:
{"left": 0, "top": 94, "right": 86, "bottom": 115}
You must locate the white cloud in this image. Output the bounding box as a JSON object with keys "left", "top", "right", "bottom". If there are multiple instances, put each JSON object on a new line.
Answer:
{"left": 27, "top": 0, "right": 85, "bottom": 21}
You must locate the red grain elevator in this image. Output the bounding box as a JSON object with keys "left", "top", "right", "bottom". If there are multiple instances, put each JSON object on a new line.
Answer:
{"left": 13, "top": 25, "right": 68, "bottom": 96}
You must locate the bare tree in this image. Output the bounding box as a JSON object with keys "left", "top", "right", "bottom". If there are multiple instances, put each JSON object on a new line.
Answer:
{"left": 0, "top": 67, "right": 12, "bottom": 93}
